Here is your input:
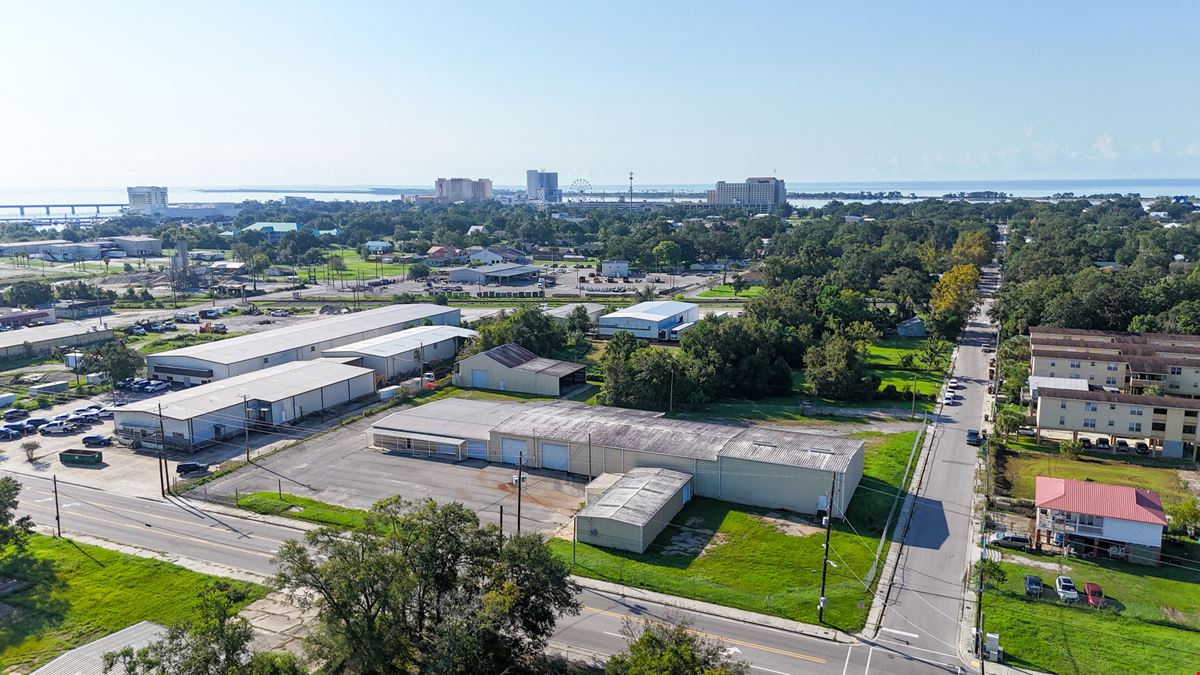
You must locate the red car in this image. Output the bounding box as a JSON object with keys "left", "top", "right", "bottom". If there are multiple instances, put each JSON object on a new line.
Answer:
{"left": 1084, "top": 582, "right": 1104, "bottom": 608}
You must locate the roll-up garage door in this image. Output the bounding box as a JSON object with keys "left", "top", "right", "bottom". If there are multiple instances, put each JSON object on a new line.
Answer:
{"left": 471, "top": 369, "right": 489, "bottom": 388}
{"left": 437, "top": 443, "right": 457, "bottom": 456}
{"left": 541, "top": 443, "right": 569, "bottom": 471}
{"left": 501, "top": 438, "right": 527, "bottom": 465}
{"left": 467, "top": 440, "right": 488, "bottom": 460}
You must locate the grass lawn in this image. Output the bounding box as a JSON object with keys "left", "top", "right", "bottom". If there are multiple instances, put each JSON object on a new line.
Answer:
{"left": 984, "top": 545, "right": 1200, "bottom": 674}
{"left": 865, "top": 336, "right": 927, "bottom": 368}
{"left": 238, "top": 492, "right": 368, "bottom": 529}
{"left": 553, "top": 431, "right": 921, "bottom": 631}
{"left": 324, "top": 248, "right": 411, "bottom": 279}
{"left": 997, "top": 438, "right": 1192, "bottom": 507}
{"left": 138, "top": 331, "right": 243, "bottom": 354}
{"left": 0, "top": 535, "right": 265, "bottom": 672}
{"left": 697, "top": 285, "right": 763, "bottom": 298}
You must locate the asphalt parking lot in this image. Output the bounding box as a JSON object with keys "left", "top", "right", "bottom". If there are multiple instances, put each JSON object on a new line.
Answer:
{"left": 203, "top": 408, "right": 585, "bottom": 535}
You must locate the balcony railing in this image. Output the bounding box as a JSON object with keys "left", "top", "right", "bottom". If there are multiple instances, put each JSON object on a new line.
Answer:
{"left": 1039, "top": 518, "right": 1104, "bottom": 536}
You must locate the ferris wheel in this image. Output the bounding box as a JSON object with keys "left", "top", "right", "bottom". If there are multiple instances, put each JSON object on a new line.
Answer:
{"left": 569, "top": 179, "right": 591, "bottom": 200}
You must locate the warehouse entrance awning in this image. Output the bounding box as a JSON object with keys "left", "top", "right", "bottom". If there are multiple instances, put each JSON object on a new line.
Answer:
{"left": 373, "top": 429, "right": 466, "bottom": 446}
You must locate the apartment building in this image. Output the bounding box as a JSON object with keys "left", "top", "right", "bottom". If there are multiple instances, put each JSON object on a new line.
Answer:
{"left": 1034, "top": 387, "right": 1199, "bottom": 459}
{"left": 127, "top": 186, "right": 168, "bottom": 215}
{"left": 1029, "top": 326, "right": 1200, "bottom": 396}
{"left": 526, "top": 170, "right": 562, "bottom": 202}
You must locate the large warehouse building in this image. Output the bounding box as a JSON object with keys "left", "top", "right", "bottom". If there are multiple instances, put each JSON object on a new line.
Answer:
{"left": 599, "top": 300, "right": 699, "bottom": 341}
{"left": 114, "top": 360, "right": 376, "bottom": 451}
{"left": 0, "top": 323, "right": 113, "bottom": 359}
{"left": 369, "top": 399, "right": 864, "bottom": 517}
{"left": 146, "top": 304, "right": 460, "bottom": 385}
{"left": 322, "top": 325, "right": 477, "bottom": 381}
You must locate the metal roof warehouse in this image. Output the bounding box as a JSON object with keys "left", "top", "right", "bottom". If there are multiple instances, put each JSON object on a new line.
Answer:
{"left": 115, "top": 360, "right": 376, "bottom": 450}
{"left": 146, "top": 304, "right": 460, "bottom": 385}
{"left": 369, "top": 399, "right": 864, "bottom": 517}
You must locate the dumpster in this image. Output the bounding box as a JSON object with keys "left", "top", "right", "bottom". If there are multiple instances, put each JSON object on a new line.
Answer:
{"left": 59, "top": 448, "right": 103, "bottom": 465}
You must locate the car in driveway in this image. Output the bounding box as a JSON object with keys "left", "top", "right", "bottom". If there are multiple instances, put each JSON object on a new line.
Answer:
{"left": 1056, "top": 576, "right": 1079, "bottom": 602}
{"left": 82, "top": 434, "right": 113, "bottom": 447}
{"left": 966, "top": 429, "right": 982, "bottom": 446}
{"left": 1084, "top": 582, "right": 1104, "bottom": 608}
{"left": 989, "top": 531, "right": 1031, "bottom": 550}
{"left": 1024, "top": 575, "right": 1043, "bottom": 597}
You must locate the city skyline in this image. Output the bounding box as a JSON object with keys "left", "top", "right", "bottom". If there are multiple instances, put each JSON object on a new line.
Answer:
{"left": 2, "top": 1, "right": 1198, "bottom": 188}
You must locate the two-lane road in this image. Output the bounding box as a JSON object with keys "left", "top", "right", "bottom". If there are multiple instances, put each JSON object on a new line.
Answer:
{"left": 8, "top": 471, "right": 950, "bottom": 674}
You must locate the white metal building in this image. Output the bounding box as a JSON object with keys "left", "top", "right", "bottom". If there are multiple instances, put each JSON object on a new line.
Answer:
{"left": 601, "top": 260, "right": 630, "bottom": 277}
{"left": 598, "top": 300, "right": 699, "bottom": 340}
{"left": 114, "top": 360, "right": 376, "bottom": 451}
{"left": 369, "top": 399, "right": 864, "bottom": 517}
{"left": 544, "top": 303, "right": 605, "bottom": 325}
{"left": 447, "top": 263, "right": 542, "bottom": 285}
{"left": 0, "top": 323, "right": 114, "bottom": 359}
{"left": 321, "top": 325, "right": 477, "bottom": 381}
{"left": 577, "top": 468, "right": 692, "bottom": 553}
{"left": 146, "top": 304, "right": 460, "bottom": 385}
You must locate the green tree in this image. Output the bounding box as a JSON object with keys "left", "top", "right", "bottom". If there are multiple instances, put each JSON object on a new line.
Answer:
{"left": 919, "top": 337, "right": 950, "bottom": 372}
{"left": 803, "top": 334, "right": 879, "bottom": 401}
{"left": 652, "top": 240, "right": 682, "bottom": 271}
{"left": 993, "top": 408, "right": 1025, "bottom": 439}
{"left": 472, "top": 306, "right": 567, "bottom": 357}
{"left": 929, "top": 264, "right": 981, "bottom": 335}
{"left": 3, "top": 280, "right": 55, "bottom": 308}
{"left": 1167, "top": 497, "right": 1200, "bottom": 536}
{"left": 20, "top": 440, "right": 39, "bottom": 462}
{"left": 0, "top": 476, "right": 34, "bottom": 558}
{"left": 104, "top": 582, "right": 305, "bottom": 675}
{"left": 974, "top": 558, "right": 1007, "bottom": 590}
{"left": 84, "top": 341, "right": 145, "bottom": 386}
{"left": 730, "top": 276, "right": 748, "bottom": 297}
{"left": 606, "top": 617, "right": 750, "bottom": 675}
{"left": 408, "top": 262, "right": 431, "bottom": 280}
{"left": 565, "top": 304, "right": 592, "bottom": 334}
{"left": 327, "top": 254, "right": 347, "bottom": 276}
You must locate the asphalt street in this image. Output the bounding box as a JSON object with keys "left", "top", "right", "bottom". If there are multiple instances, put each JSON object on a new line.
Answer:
{"left": 875, "top": 266, "right": 1000, "bottom": 670}
{"left": 9, "top": 470, "right": 958, "bottom": 674}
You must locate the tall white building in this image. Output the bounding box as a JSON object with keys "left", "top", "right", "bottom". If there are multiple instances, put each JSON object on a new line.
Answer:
{"left": 706, "top": 177, "right": 787, "bottom": 210}
{"left": 434, "top": 178, "right": 493, "bottom": 202}
{"left": 126, "top": 186, "right": 168, "bottom": 215}
{"left": 526, "top": 170, "right": 561, "bottom": 202}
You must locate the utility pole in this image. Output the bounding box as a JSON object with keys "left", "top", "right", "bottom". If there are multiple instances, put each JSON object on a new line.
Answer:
{"left": 817, "top": 471, "right": 836, "bottom": 623}
{"left": 587, "top": 433, "right": 593, "bottom": 481}
{"left": 516, "top": 450, "right": 524, "bottom": 535}
{"left": 52, "top": 474, "right": 61, "bottom": 537}
{"left": 242, "top": 394, "right": 251, "bottom": 463}
{"left": 976, "top": 437, "right": 989, "bottom": 665}
{"left": 156, "top": 403, "right": 167, "bottom": 497}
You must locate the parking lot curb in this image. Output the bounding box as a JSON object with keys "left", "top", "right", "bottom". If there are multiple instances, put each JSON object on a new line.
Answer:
{"left": 571, "top": 576, "right": 856, "bottom": 644}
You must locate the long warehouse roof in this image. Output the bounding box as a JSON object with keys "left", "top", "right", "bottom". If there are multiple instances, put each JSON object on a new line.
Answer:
{"left": 148, "top": 304, "right": 457, "bottom": 365}
{"left": 120, "top": 360, "right": 374, "bottom": 420}
{"left": 323, "top": 325, "right": 477, "bottom": 358}
{"left": 602, "top": 300, "right": 696, "bottom": 322}
{"left": 373, "top": 399, "right": 862, "bottom": 471}
{"left": 0, "top": 322, "right": 111, "bottom": 350}
{"left": 578, "top": 468, "right": 691, "bottom": 526}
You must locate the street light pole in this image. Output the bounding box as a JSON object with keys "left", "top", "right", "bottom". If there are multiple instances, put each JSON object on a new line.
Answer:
{"left": 516, "top": 450, "right": 524, "bottom": 535}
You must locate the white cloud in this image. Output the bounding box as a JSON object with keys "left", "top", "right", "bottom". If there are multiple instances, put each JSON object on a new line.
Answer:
{"left": 1181, "top": 142, "right": 1200, "bottom": 157}
{"left": 1022, "top": 123, "right": 1035, "bottom": 141}
{"left": 1091, "top": 132, "right": 1117, "bottom": 160}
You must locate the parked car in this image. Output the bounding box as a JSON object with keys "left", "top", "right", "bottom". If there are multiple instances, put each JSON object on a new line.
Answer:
{"left": 1084, "top": 582, "right": 1104, "bottom": 608}
{"left": 1024, "top": 575, "right": 1043, "bottom": 598}
{"left": 942, "top": 393, "right": 956, "bottom": 406}
{"left": 948, "top": 378, "right": 959, "bottom": 389}
{"left": 162, "top": 322, "right": 178, "bottom": 331}
{"left": 116, "top": 377, "right": 134, "bottom": 390}
{"left": 175, "top": 461, "right": 208, "bottom": 476}
{"left": 94, "top": 408, "right": 114, "bottom": 419}
{"left": 3, "top": 422, "right": 31, "bottom": 436}
{"left": 1080, "top": 437, "right": 1093, "bottom": 449}
{"left": 52, "top": 413, "right": 71, "bottom": 422}
{"left": 982, "top": 345, "right": 995, "bottom": 353}
{"left": 82, "top": 434, "right": 113, "bottom": 447}
{"left": 71, "top": 407, "right": 96, "bottom": 415}
{"left": 65, "top": 415, "right": 93, "bottom": 426}
{"left": 1055, "top": 576, "right": 1079, "bottom": 602}
{"left": 270, "top": 309, "right": 290, "bottom": 317}
{"left": 0, "top": 428, "right": 21, "bottom": 441}
{"left": 989, "top": 531, "right": 1031, "bottom": 551}
{"left": 966, "top": 429, "right": 982, "bottom": 446}
{"left": 1134, "top": 441, "right": 1150, "bottom": 455}
{"left": 143, "top": 381, "right": 169, "bottom": 393}
{"left": 38, "top": 421, "right": 77, "bottom": 435}
{"left": 1094, "top": 438, "right": 1112, "bottom": 451}
{"left": 1116, "top": 439, "right": 1130, "bottom": 452}
{"left": 2, "top": 408, "right": 28, "bottom": 420}
{"left": 128, "top": 326, "right": 146, "bottom": 336}
{"left": 25, "top": 417, "right": 49, "bottom": 429}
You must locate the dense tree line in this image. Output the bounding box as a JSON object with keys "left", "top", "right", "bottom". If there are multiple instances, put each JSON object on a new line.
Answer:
{"left": 992, "top": 198, "right": 1200, "bottom": 335}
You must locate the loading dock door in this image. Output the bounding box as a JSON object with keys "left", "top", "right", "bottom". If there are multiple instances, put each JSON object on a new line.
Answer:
{"left": 541, "top": 442, "right": 569, "bottom": 471}
{"left": 471, "top": 369, "right": 489, "bottom": 388}
{"left": 501, "top": 438, "right": 527, "bottom": 465}
{"left": 466, "top": 440, "right": 488, "bottom": 460}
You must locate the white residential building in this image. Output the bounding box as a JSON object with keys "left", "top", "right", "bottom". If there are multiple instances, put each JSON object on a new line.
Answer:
{"left": 127, "top": 186, "right": 168, "bottom": 215}
{"left": 706, "top": 177, "right": 787, "bottom": 210}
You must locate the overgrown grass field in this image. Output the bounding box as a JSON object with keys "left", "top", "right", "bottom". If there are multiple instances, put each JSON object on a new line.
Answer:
{"left": 997, "top": 438, "right": 1191, "bottom": 506}
{"left": 696, "top": 285, "right": 763, "bottom": 298}
{"left": 0, "top": 536, "right": 264, "bottom": 672}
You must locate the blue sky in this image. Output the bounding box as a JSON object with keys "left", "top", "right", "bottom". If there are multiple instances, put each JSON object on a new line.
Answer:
{"left": 1, "top": 1, "right": 1197, "bottom": 187}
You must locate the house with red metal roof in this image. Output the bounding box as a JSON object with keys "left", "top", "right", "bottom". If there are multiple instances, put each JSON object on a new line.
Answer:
{"left": 1034, "top": 476, "right": 1167, "bottom": 565}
